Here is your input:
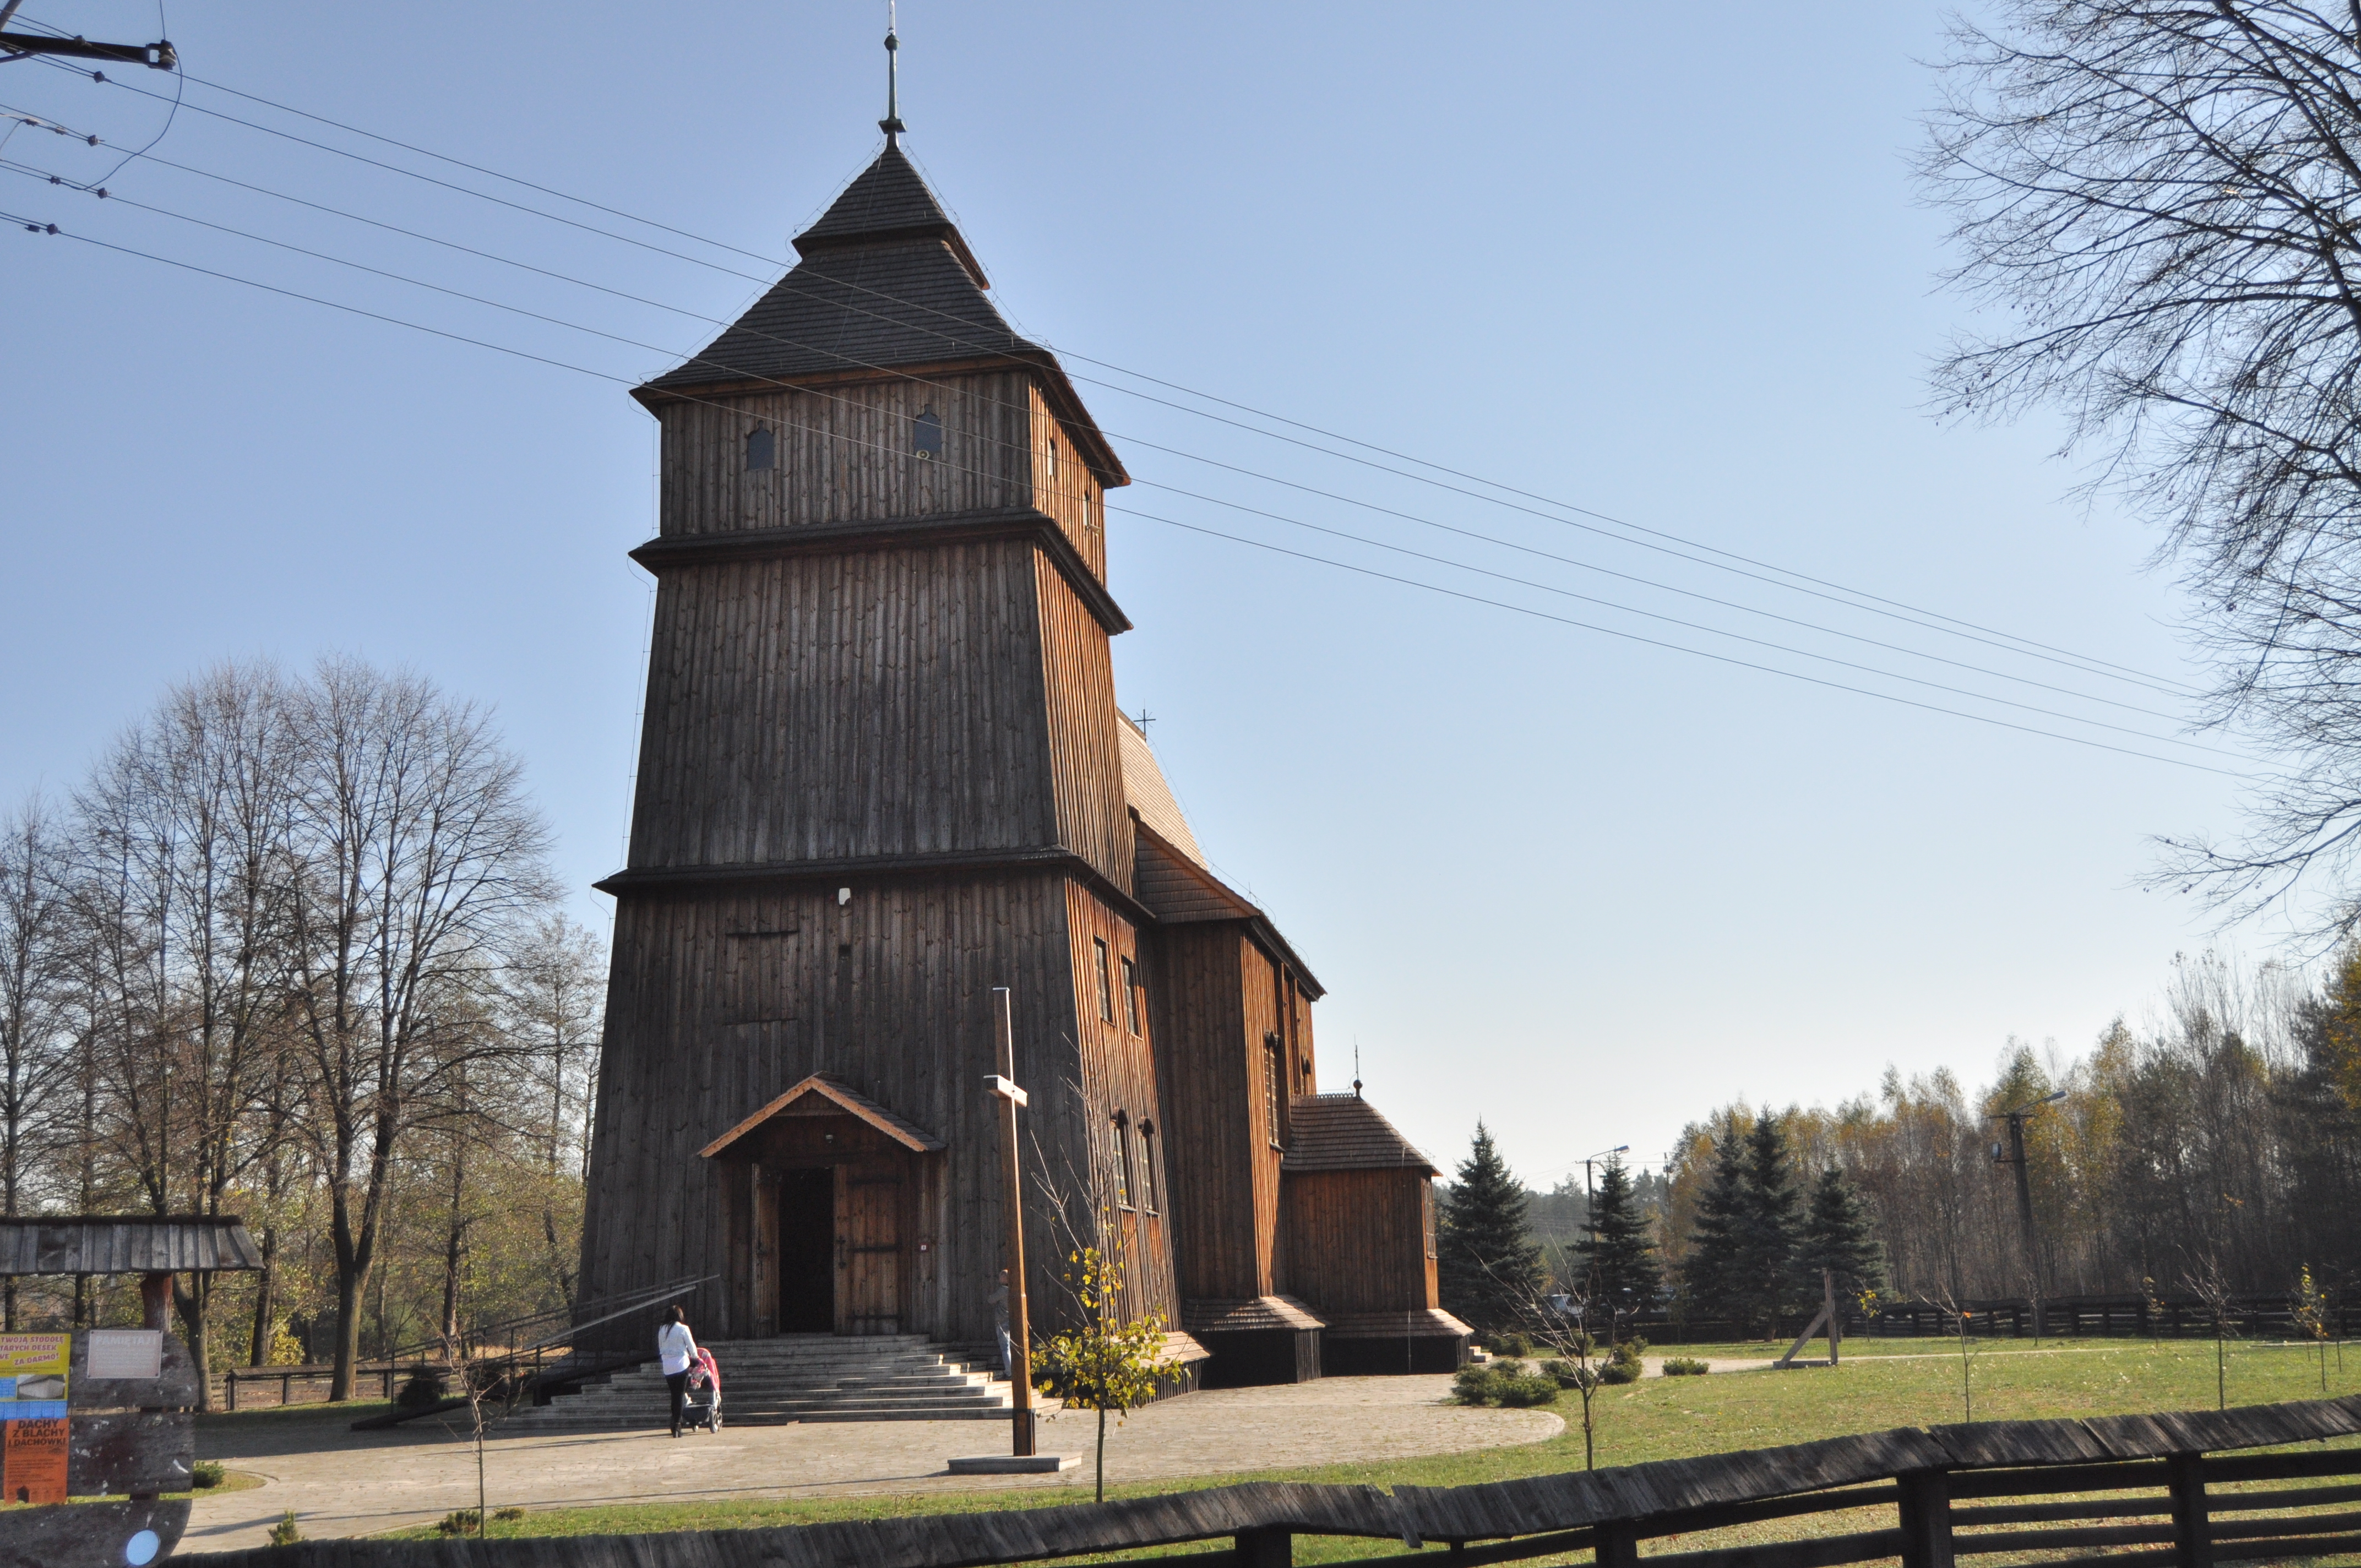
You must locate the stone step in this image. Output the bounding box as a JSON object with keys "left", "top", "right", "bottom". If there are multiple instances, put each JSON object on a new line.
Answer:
{"left": 509, "top": 1335, "right": 1018, "bottom": 1428}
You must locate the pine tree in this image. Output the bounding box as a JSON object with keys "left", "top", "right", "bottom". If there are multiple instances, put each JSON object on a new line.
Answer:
{"left": 1679, "top": 1117, "right": 1750, "bottom": 1329}
{"left": 1573, "top": 1157, "right": 1662, "bottom": 1324}
{"left": 1734, "top": 1112, "right": 1805, "bottom": 1335}
{"left": 1798, "top": 1164, "right": 1886, "bottom": 1299}
{"left": 1438, "top": 1121, "right": 1544, "bottom": 1331}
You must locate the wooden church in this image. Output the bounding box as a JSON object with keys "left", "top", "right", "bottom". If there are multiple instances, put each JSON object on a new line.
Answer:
{"left": 575, "top": 89, "right": 1470, "bottom": 1387}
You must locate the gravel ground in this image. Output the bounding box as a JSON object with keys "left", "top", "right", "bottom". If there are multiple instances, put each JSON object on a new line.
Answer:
{"left": 185, "top": 1373, "right": 1562, "bottom": 1551}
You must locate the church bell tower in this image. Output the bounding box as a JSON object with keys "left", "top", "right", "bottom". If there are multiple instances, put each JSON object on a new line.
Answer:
{"left": 575, "top": 68, "right": 1180, "bottom": 1349}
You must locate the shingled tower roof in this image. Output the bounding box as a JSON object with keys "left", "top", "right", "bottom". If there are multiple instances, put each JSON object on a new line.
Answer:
{"left": 637, "top": 146, "right": 1125, "bottom": 484}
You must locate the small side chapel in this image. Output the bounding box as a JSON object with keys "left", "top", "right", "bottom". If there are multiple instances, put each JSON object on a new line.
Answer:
{"left": 575, "top": 96, "right": 1470, "bottom": 1387}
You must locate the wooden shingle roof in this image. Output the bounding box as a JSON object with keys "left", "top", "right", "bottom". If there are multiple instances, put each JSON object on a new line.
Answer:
{"left": 1316, "top": 1308, "right": 1473, "bottom": 1340}
{"left": 637, "top": 144, "right": 1129, "bottom": 485}
{"left": 1118, "top": 716, "right": 1206, "bottom": 868}
{"left": 1283, "top": 1095, "right": 1439, "bottom": 1175}
{"left": 0, "top": 1216, "right": 264, "bottom": 1276}
{"left": 1182, "top": 1295, "right": 1328, "bottom": 1335}
{"left": 791, "top": 144, "right": 988, "bottom": 284}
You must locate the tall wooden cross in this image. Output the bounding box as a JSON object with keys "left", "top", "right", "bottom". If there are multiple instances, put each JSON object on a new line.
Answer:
{"left": 987, "top": 987, "right": 1036, "bottom": 1456}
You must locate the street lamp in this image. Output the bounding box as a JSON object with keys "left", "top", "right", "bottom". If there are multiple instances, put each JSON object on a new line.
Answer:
{"left": 1988, "top": 1091, "right": 2066, "bottom": 1341}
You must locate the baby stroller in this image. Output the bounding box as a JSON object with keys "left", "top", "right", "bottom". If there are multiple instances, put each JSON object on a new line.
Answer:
{"left": 681, "top": 1347, "right": 722, "bottom": 1433}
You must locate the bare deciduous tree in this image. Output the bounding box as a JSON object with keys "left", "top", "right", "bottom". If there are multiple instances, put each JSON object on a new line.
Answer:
{"left": 281, "top": 658, "right": 553, "bottom": 1401}
{"left": 498, "top": 914, "right": 605, "bottom": 1310}
{"left": 70, "top": 664, "right": 299, "bottom": 1407}
{"left": 0, "top": 800, "right": 78, "bottom": 1329}
{"left": 1925, "top": 3, "right": 2361, "bottom": 934}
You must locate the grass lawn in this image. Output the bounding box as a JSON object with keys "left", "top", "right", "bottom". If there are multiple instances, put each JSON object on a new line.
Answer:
{"left": 382, "top": 1336, "right": 2360, "bottom": 1556}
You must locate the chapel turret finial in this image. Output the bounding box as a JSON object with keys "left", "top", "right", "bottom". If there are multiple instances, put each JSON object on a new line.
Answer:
{"left": 880, "top": 2, "right": 906, "bottom": 146}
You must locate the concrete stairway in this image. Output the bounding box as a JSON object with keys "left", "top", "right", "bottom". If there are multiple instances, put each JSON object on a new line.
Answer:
{"left": 505, "top": 1335, "right": 1017, "bottom": 1428}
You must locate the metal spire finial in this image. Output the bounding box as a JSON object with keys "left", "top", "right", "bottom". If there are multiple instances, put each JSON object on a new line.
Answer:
{"left": 880, "top": 2, "right": 906, "bottom": 145}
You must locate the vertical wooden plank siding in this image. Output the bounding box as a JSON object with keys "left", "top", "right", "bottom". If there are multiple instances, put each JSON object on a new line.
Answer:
{"left": 1058, "top": 883, "right": 1178, "bottom": 1329}
{"left": 1026, "top": 382, "right": 1107, "bottom": 579}
{"left": 581, "top": 872, "right": 1100, "bottom": 1344}
{"left": 659, "top": 373, "right": 1032, "bottom": 536}
{"left": 1146, "top": 926, "right": 1258, "bottom": 1303}
{"left": 1283, "top": 1170, "right": 1431, "bottom": 1315}
{"left": 1033, "top": 560, "right": 1133, "bottom": 891}
{"left": 625, "top": 541, "right": 1059, "bottom": 870}
{"left": 1239, "top": 944, "right": 1289, "bottom": 1296}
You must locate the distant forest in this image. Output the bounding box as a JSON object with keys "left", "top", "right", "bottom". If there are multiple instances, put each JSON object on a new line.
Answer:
{"left": 1459, "top": 951, "right": 2361, "bottom": 1314}
{"left": 1656, "top": 952, "right": 2361, "bottom": 1306}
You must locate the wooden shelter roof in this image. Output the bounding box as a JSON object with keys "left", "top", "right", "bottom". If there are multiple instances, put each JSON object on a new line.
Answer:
{"left": 700, "top": 1074, "right": 946, "bottom": 1158}
{"left": 637, "top": 145, "right": 1129, "bottom": 485}
{"left": 1316, "top": 1307, "right": 1472, "bottom": 1340}
{"left": 0, "top": 1215, "right": 264, "bottom": 1276}
{"left": 1283, "top": 1095, "right": 1439, "bottom": 1175}
{"left": 1181, "top": 1295, "right": 1328, "bottom": 1335}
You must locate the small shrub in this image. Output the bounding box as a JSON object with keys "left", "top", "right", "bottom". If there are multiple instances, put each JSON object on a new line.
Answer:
{"left": 1538, "top": 1357, "right": 1597, "bottom": 1391}
{"left": 1662, "top": 1356, "right": 1710, "bottom": 1377}
{"left": 191, "top": 1460, "right": 226, "bottom": 1489}
{"left": 1451, "top": 1365, "right": 1505, "bottom": 1404}
{"left": 1494, "top": 1371, "right": 1561, "bottom": 1407}
{"left": 436, "top": 1510, "right": 481, "bottom": 1537}
{"left": 396, "top": 1368, "right": 444, "bottom": 1410}
{"left": 1600, "top": 1340, "right": 1647, "bottom": 1384}
{"left": 1486, "top": 1331, "right": 1533, "bottom": 1358}
{"left": 266, "top": 1512, "right": 302, "bottom": 1547}
{"left": 493, "top": 1506, "right": 526, "bottom": 1522}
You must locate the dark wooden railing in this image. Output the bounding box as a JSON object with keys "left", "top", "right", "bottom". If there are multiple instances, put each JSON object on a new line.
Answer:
{"left": 1621, "top": 1293, "right": 2361, "bottom": 1346}
{"left": 184, "top": 1394, "right": 2361, "bottom": 1567}
{"left": 217, "top": 1362, "right": 407, "bottom": 1408}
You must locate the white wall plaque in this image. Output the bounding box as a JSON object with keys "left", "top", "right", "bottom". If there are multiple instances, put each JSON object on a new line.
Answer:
{"left": 86, "top": 1327, "right": 164, "bottom": 1380}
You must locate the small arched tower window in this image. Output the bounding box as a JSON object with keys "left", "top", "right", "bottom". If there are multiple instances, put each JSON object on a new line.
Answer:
{"left": 912, "top": 406, "right": 944, "bottom": 460}
{"left": 745, "top": 426, "right": 775, "bottom": 472}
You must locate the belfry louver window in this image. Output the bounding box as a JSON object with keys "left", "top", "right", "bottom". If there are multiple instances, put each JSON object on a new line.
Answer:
{"left": 745, "top": 426, "right": 775, "bottom": 471}
{"left": 913, "top": 406, "right": 943, "bottom": 459}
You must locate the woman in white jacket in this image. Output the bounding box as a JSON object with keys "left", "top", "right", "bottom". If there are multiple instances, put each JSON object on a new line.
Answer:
{"left": 656, "top": 1306, "right": 698, "bottom": 1438}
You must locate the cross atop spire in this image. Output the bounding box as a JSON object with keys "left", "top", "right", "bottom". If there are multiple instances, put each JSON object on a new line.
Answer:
{"left": 879, "top": 2, "right": 906, "bottom": 146}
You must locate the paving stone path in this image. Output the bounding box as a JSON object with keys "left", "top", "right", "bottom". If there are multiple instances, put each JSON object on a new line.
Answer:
{"left": 186, "top": 1374, "right": 1563, "bottom": 1552}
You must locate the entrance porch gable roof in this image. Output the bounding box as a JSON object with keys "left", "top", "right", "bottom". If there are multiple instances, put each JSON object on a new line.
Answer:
{"left": 699, "top": 1073, "right": 946, "bottom": 1158}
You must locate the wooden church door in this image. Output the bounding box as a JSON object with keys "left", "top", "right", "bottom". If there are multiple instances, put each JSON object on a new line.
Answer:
{"left": 837, "top": 1170, "right": 903, "bottom": 1334}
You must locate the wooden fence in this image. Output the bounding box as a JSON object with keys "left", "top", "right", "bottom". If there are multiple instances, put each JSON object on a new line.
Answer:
{"left": 1628, "top": 1294, "right": 2361, "bottom": 1346}
{"left": 185, "top": 1393, "right": 2361, "bottom": 1567}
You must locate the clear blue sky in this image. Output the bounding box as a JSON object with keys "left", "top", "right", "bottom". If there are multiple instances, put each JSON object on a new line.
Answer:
{"left": 0, "top": 2, "right": 2254, "bottom": 1187}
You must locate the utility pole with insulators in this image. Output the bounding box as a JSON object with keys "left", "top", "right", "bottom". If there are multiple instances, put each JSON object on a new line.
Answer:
{"left": 0, "top": 0, "right": 176, "bottom": 70}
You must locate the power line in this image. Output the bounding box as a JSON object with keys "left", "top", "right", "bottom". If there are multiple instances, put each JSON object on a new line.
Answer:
{"left": 1114, "top": 505, "right": 2262, "bottom": 780}
{"left": 0, "top": 102, "right": 2208, "bottom": 742}
{"left": 2, "top": 203, "right": 2262, "bottom": 777}
{"left": 0, "top": 167, "right": 2234, "bottom": 758}
{"left": 39, "top": 60, "right": 2201, "bottom": 699}
{"left": 0, "top": 146, "right": 2202, "bottom": 734}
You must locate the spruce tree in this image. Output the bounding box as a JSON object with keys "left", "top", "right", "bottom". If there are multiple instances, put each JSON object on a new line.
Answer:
{"left": 1734, "top": 1112, "right": 1804, "bottom": 1336}
{"left": 1438, "top": 1121, "right": 1544, "bottom": 1331}
{"left": 1679, "top": 1117, "right": 1750, "bottom": 1329}
{"left": 1573, "top": 1157, "right": 1662, "bottom": 1324}
{"left": 1798, "top": 1164, "right": 1886, "bottom": 1298}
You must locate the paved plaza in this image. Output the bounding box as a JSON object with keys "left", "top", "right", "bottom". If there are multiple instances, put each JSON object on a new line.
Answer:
{"left": 185, "top": 1374, "right": 1564, "bottom": 1551}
